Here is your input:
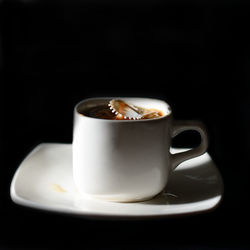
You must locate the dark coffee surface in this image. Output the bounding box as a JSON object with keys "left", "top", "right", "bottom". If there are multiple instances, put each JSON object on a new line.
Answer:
{"left": 83, "top": 105, "right": 116, "bottom": 119}
{"left": 82, "top": 105, "right": 164, "bottom": 120}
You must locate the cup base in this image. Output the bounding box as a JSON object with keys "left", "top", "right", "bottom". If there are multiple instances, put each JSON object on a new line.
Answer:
{"left": 79, "top": 192, "right": 159, "bottom": 203}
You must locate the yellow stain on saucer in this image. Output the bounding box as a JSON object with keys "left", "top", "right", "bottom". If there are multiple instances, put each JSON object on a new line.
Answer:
{"left": 51, "top": 184, "right": 66, "bottom": 193}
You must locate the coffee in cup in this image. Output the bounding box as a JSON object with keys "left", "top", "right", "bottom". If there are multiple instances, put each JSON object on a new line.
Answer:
{"left": 79, "top": 100, "right": 164, "bottom": 120}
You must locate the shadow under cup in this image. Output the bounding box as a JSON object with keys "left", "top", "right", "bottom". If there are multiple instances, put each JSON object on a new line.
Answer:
{"left": 72, "top": 97, "right": 174, "bottom": 202}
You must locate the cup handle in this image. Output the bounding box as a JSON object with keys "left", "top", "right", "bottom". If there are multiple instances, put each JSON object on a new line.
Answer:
{"left": 171, "top": 120, "right": 208, "bottom": 170}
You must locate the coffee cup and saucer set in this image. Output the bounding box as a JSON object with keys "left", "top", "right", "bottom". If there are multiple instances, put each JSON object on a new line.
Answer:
{"left": 10, "top": 97, "right": 223, "bottom": 219}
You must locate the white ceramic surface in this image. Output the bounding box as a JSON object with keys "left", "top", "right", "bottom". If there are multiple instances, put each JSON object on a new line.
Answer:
{"left": 73, "top": 97, "right": 208, "bottom": 202}
{"left": 10, "top": 143, "right": 223, "bottom": 219}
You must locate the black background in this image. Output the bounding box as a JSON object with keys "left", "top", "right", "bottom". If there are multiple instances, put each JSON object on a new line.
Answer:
{"left": 1, "top": 0, "right": 250, "bottom": 249}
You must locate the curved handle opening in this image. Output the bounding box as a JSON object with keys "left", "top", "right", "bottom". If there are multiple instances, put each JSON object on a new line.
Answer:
{"left": 171, "top": 120, "right": 208, "bottom": 170}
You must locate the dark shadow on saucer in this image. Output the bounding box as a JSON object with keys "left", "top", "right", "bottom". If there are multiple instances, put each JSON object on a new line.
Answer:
{"left": 141, "top": 160, "right": 223, "bottom": 205}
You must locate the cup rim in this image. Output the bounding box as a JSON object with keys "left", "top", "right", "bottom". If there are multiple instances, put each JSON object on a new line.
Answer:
{"left": 74, "top": 97, "right": 172, "bottom": 123}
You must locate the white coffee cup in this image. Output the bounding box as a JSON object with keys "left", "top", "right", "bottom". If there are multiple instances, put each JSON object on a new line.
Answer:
{"left": 73, "top": 97, "right": 208, "bottom": 202}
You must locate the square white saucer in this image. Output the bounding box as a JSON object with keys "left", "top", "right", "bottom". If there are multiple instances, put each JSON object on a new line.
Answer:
{"left": 10, "top": 143, "right": 223, "bottom": 219}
